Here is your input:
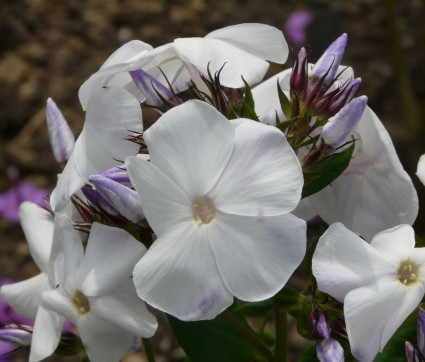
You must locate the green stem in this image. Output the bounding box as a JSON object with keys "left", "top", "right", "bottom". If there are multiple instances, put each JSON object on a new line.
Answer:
{"left": 258, "top": 316, "right": 267, "bottom": 336}
{"left": 222, "top": 311, "right": 274, "bottom": 361}
{"left": 274, "top": 302, "right": 288, "bottom": 362}
{"left": 142, "top": 338, "right": 156, "bottom": 362}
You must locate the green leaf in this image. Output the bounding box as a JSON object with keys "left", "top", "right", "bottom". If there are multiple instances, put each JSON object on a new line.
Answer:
{"left": 262, "top": 331, "right": 275, "bottom": 347}
{"left": 276, "top": 119, "right": 293, "bottom": 133}
{"left": 297, "top": 342, "right": 319, "bottom": 362}
{"left": 416, "top": 234, "right": 425, "bottom": 247}
{"left": 302, "top": 143, "right": 355, "bottom": 199}
{"left": 241, "top": 77, "right": 259, "bottom": 121}
{"left": 233, "top": 300, "right": 273, "bottom": 318}
{"left": 168, "top": 311, "right": 273, "bottom": 362}
{"left": 374, "top": 318, "right": 416, "bottom": 362}
{"left": 277, "top": 81, "right": 292, "bottom": 120}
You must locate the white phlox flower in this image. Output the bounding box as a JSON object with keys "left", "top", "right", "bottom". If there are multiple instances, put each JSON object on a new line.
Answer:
{"left": 50, "top": 86, "right": 143, "bottom": 212}
{"left": 79, "top": 24, "right": 288, "bottom": 110}
{"left": 313, "top": 222, "right": 425, "bottom": 361}
{"left": 252, "top": 67, "right": 418, "bottom": 240}
{"left": 36, "top": 222, "right": 157, "bottom": 362}
{"left": 126, "top": 100, "right": 306, "bottom": 321}
{"left": 0, "top": 201, "right": 74, "bottom": 361}
{"left": 416, "top": 154, "right": 425, "bottom": 186}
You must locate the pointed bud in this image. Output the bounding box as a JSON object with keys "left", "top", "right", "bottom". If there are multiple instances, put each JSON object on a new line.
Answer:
{"left": 98, "top": 166, "right": 132, "bottom": 187}
{"left": 290, "top": 47, "right": 308, "bottom": 100}
{"left": 418, "top": 309, "right": 425, "bottom": 356}
{"left": 130, "top": 69, "right": 173, "bottom": 107}
{"left": 0, "top": 324, "right": 32, "bottom": 347}
{"left": 81, "top": 186, "right": 120, "bottom": 218}
{"left": 316, "top": 338, "right": 344, "bottom": 362}
{"left": 405, "top": 341, "right": 420, "bottom": 362}
{"left": 311, "top": 34, "right": 347, "bottom": 84}
{"left": 322, "top": 96, "right": 367, "bottom": 147}
{"left": 327, "top": 78, "right": 361, "bottom": 116}
{"left": 310, "top": 310, "right": 331, "bottom": 339}
{"left": 89, "top": 175, "right": 143, "bottom": 223}
{"left": 46, "top": 98, "right": 75, "bottom": 164}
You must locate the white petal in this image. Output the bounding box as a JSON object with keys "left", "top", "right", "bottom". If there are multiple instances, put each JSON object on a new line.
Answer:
{"left": 19, "top": 202, "right": 54, "bottom": 271}
{"left": 126, "top": 156, "right": 192, "bottom": 236}
{"left": 80, "top": 223, "right": 145, "bottom": 296}
{"left": 78, "top": 40, "right": 154, "bottom": 110}
{"left": 345, "top": 279, "right": 423, "bottom": 362}
{"left": 417, "top": 154, "right": 425, "bottom": 186}
{"left": 209, "top": 119, "right": 303, "bottom": 216}
{"left": 370, "top": 224, "right": 415, "bottom": 262}
{"left": 312, "top": 223, "right": 396, "bottom": 302}
{"left": 209, "top": 212, "right": 306, "bottom": 301}
{"left": 74, "top": 87, "right": 142, "bottom": 184}
{"left": 50, "top": 152, "right": 85, "bottom": 212}
{"left": 29, "top": 306, "right": 65, "bottom": 362}
{"left": 0, "top": 273, "right": 49, "bottom": 320}
{"left": 90, "top": 280, "right": 157, "bottom": 337}
{"left": 59, "top": 226, "right": 84, "bottom": 297}
{"left": 133, "top": 222, "right": 233, "bottom": 321}
{"left": 41, "top": 289, "right": 79, "bottom": 324}
{"left": 78, "top": 313, "right": 141, "bottom": 362}
{"left": 308, "top": 106, "right": 418, "bottom": 240}
{"left": 143, "top": 100, "right": 235, "bottom": 197}
{"left": 206, "top": 23, "right": 288, "bottom": 64}
{"left": 252, "top": 70, "right": 290, "bottom": 125}
{"left": 174, "top": 37, "right": 269, "bottom": 88}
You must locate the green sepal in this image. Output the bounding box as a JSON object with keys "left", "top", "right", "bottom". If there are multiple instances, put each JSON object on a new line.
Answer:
{"left": 274, "top": 286, "right": 308, "bottom": 312}
{"left": 277, "top": 81, "right": 292, "bottom": 120}
{"left": 302, "top": 143, "right": 355, "bottom": 199}
{"left": 241, "top": 77, "right": 259, "bottom": 121}
{"left": 262, "top": 331, "right": 275, "bottom": 347}
{"left": 276, "top": 119, "right": 293, "bottom": 133}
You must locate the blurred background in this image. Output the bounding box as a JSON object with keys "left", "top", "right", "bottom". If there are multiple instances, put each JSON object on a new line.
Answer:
{"left": 0, "top": 0, "right": 424, "bottom": 360}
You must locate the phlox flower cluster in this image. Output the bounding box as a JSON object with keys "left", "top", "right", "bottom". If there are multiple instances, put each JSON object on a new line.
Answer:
{"left": 0, "top": 21, "right": 422, "bottom": 362}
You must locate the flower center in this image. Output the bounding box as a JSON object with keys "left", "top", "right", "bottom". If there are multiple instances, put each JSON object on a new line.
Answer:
{"left": 193, "top": 197, "right": 216, "bottom": 225}
{"left": 73, "top": 290, "right": 91, "bottom": 315}
{"left": 397, "top": 261, "right": 419, "bottom": 286}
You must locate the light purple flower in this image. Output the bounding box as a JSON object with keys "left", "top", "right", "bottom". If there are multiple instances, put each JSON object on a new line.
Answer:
{"left": 0, "top": 182, "right": 49, "bottom": 223}
{"left": 284, "top": 11, "right": 314, "bottom": 45}
{"left": 317, "top": 338, "right": 344, "bottom": 362}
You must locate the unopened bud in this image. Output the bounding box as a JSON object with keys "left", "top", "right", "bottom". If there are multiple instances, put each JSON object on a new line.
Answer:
{"left": 418, "top": 309, "right": 425, "bottom": 356}
{"left": 46, "top": 98, "right": 75, "bottom": 164}
{"left": 316, "top": 338, "right": 344, "bottom": 362}
{"left": 0, "top": 324, "right": 32, "bottom": 347}
{"left": 89, "top": 175, "right": 143, "bottom": 223}
{"left": 327, "top": 78, "right": 361, "bottom": 116}
{"left": 322, "top": 96, "right": 367, "bottom": 147}
{"left": 81, "top": 186, "right": 120, "bottom": 218}
{"left": 311, "top": 33, "right": 347, "bottom": 84}
{"left": 310, "top": 309, "right": 331, "bottom": 339}
{"left": 130, "top": 68, "right": 173, "bottom": 107}
{"left": 98, "top": 166, "right": 132, "bottom": 187}
{"left": 290, "top": 47, "right": 308, "bottom": 100}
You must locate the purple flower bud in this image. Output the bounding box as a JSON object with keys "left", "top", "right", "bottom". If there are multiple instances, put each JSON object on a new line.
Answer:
{"left": 311, "top": 34, "right": 347, "bottom": 84}
{"left": 81, "top": 186, "right": 120, "bottom": 218}
{"left": 0, "top": 324, "right": 32, "bottom": 347}
{"left": 89, "top": 175, "right": 143, "bottom": 223}
{"left": 405, "top": 341, "right": 418, "bottom": 362}
{"left": 327, "top": 78, "right": 361, "bottom": 116}
{"left": 316, "top": 338, "right": 344, "bottom": 362}
{"left": 310, "top": 310, "right": 331, "bottom": 339}
{"left": 98, "top": 166, "right": 132, "bottom": 187}
{"left": 46, "top": 98, "right": 75, "bottom": 164}
{"left": 322, "top": 96, "right": 367, "bottom": 147}
{"left": 130, "top": 68, "right": 173, "bottom": 107}
{"left": 418, "top": 309, "right": 425, "bottom": 356}
{"left": 290, "top": 47, "right": 308, "bottom": 100}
